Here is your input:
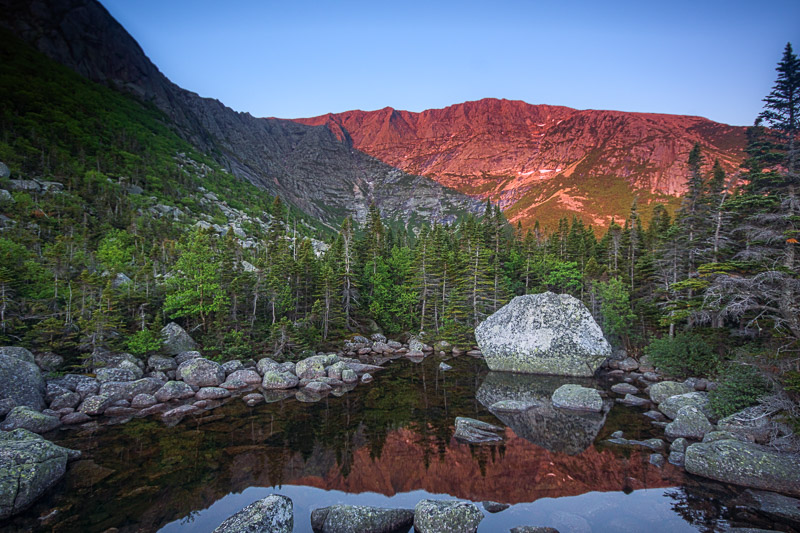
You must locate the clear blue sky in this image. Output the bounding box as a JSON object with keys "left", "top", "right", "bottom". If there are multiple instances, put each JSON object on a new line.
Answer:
{"left": 98, "top": 0, "right": 799, "bottom": 126}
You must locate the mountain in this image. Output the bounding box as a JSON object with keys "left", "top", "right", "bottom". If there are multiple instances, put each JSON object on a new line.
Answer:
{"left": 0, "top": 0, "right": 480, "bottom": 227}
{"left": 296, "top": 99, "right": 748, "bottom": 228}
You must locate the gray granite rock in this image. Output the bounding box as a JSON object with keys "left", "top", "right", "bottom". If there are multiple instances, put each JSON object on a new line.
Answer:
{"left": 0, "top": 406, "right": 60, "bottom": 433}
{"left": 649, "top": 381, "right": 693, "bottom": 404}
{"left": 475, "top": 292, "right": 610, "bottom": 376}
{"left": 414, "top": 499, "right": 483, "bottom": 533}
{"left": 665, "top": 405, "right": 713, "bottom": 440}
{"left": 177, "top": 358, "right": 225, "bottom": 388}
{"left": 311, "top": 504, "right": 413, "bottom": 533}
{"left": 161, "top": 322, "right": 198, "bottom": 355}
{"left": 453, "top": 417, "right": 504, "bottom": 444}
{"left": 551, "top": 384, "right": 603, "bottom": 412}
{"left": 0, "top": 353, "right": 45, "bottom": 410}
{"left": 0, "top": 429, "right": 80, "bottom": 519}
{"left": 214, "top": 494, "right": 292, "bottom": 533}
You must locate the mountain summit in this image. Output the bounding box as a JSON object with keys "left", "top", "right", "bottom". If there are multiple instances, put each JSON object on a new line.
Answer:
{"left": 297, "top": 99, "right": 747, "bottom": 227}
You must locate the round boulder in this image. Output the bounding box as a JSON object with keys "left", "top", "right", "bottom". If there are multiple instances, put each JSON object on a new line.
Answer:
{"left": 177, "top": 358, "right": 225, "bottom": 388}
{"left": 414, "top": 499, "right": 483, "bottom": 533}
{"left": 213, "top": 494, "right": 292, "bottom": 533}
{"left": 551, "top": 384, "right": 603, "bottom": 412}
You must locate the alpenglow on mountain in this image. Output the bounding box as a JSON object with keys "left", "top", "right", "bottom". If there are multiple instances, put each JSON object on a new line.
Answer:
{"left": 2, "top": 0, "right": 747, "bottom": 230}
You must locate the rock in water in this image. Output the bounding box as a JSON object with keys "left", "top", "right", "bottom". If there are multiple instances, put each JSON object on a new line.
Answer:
{"left": 177, "top": 358, "right": 226, "bottom": 388}
{"left": 0, "top": 353, "right": 46, "bottom": 410}
{"left": 161, "top": 322, "right": 198, "bottom": 355}
{"left": 310, "top": 504, "right": 414, "bottom": 533}
{"left": 0, "top": 406, "right": 60, "bottom": 433}
{"left": 551, "top": 384, "right": 604, "bottom": 412}
{"left": 0, "top": 429, "right": 81, "bottom": 520}
{"left": 414, "top": 499, "right": 483, "bottom": 533}
{"left": 213, "top": 494, "right": 293, "bottom": 533}
{"left": 685, "top": 439, "right": 800, "bottom": 497}
{"left": 475, "top": 292, "right": 611, "bottom": 376}
{"left": 454, "top": 417, "right": 504, "bottom": 444}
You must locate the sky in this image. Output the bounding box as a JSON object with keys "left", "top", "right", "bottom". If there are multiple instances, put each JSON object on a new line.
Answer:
{"left": 98, "top": 0, "right": 799, "bottom": 126}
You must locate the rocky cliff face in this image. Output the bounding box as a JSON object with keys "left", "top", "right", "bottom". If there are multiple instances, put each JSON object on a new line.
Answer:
{"left": 297, "top": 99, "right": 747, "bottom": 227}
{"left": 0, "top": 0, "right": 480, "bottom": 226}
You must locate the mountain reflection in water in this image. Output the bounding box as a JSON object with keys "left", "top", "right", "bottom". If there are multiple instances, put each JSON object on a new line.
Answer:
{"left": 4, "top": 356, "right": 760, "bottom": 532}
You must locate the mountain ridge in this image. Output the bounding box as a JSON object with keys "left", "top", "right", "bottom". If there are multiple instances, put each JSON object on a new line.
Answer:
{"left": 296, "top": 98, "right": 748, "bottom": 227}
{"left": 0, "top": 0, "right": 481, "bottom": 226}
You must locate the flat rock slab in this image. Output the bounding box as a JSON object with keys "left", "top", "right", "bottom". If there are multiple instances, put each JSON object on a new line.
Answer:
{"left": 454, "top": 417, "right": 504, "bottom": 444}
{"left": 610, "top": 382, "right": 639, "bottom": 395}
{"left": 732, "top": 489, "right": 800, "bottom": 526}
{"left": 310, "top": 504, "right": 414, "bottom": 533}
{"left": 686, "top": 439, "right": 800, "bottom": 497}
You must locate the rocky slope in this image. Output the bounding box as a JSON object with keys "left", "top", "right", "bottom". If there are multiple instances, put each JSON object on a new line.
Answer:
{"left": 297, "top": 99, "right": 747, "bottom": 228}
{"left": 0, "top": 0, "right": 480, "bottom": 227}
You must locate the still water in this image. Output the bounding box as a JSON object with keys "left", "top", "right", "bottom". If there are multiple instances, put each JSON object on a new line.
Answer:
{"left": 4, "top": 355, "right": 778, "bottom": 532}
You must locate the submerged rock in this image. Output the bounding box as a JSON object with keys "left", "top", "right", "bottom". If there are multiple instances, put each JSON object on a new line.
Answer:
{"left": 474, "top": 292, "right": 611, "bottom": 376}
{"left": 310, "top": 504, "right": 414, "bottom": 533}
{"left": 551, "top": 384, "right": 603, "bottom": 412}
{"left": 685, "top": 439, "right": 800, "bottom": 496}
{"left": 482, "top": 501, "right": 510, "bottom": 513}
{"left": 454, "top": 416, "right": 504, "bottom": 444}
{"left": 0, "top": 429, "right": 80, "bottom": 520}
{"left": 731, "top": 489, "right": 800, "bottom": 526}
{"left": 213, "top": 494, "right": 293, "bottom": 533}
{"left": 509, "top": 528, "right": 560, "bottom": 533}
{"left": 414, "top": 499, "right": 483, "bottom": 533}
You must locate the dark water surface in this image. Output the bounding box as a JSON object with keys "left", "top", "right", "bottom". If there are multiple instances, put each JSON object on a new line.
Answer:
{"left": 4, "top": 356, "right": 786, "bottom": 532}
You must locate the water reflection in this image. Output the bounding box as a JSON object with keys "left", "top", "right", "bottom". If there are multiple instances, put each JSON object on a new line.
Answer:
{"left": 1, "top": 356, "right": 772, "bottom": 532}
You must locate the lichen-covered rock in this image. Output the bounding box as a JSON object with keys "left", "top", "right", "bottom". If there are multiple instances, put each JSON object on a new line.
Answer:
{"left": 162, "top": 404, "right": 198, "bottom": 419}
{"left": 0, "top": 429, "right": 80, "bottom": 519}
{"left": 305, "top": 381, "right": 332, "bottom": 394}
{"left": 610, "top": 383, "right": 639, "bottom": 395}
{"left": 685, "top": 439, "right": 800, "bottom": 496}
{"left": 99, "top": 377, "right": 164, "bottom": 401}
{"left": 175, "top": 350, "right": 202, "bottom": 365}
{"left": 0, "top": 406, "right": 61, "bottom": 433}
{"left": 295, "top": 354, "right": 338, "bottom": 380}
{"left": 195, "top": 387, "right": 231, "bottom": 400}
{"left": 161, "top": 322, "right": 198, "bottom": 355}
{"left": 78, "top": 394, "right": 113, "bottom": 416}
{"left": 0, "top": 346, "right": 35, "bottom": 364}
{"left": 341, "top": 368, "right": 358, "bottom": 384}
{"left": 221, "top": 360, "right": 244, "bottom": 375}
{"left": 731, "top": 489, "right": 800, "bottom": 525}
{"left": 454, "top": 417, "right": 503, "bottom": 444}
{"left": 648, "top": 381, "right": 693, "bottom": 404}
{"left": 665, "top": 405, "right": 713, "bottom": 440}
{"left": 213, "top": 494, "right": 293, "bottom": 533}
{"left": 434, "top": 340, "right": 453, "bottom": 353}
{"left": 659, "top": 391, "right": 712, "bottom": 420}
{"left": 617, "top": 357, "right": 639, "bottom": 372}
{"left": 551, "top": 384, "right": 603, "bottom": 412}
{"left": 262, "top": 371, "right": 299, "bottom": 390}
{"left": 475, "top": 292, "right": 611, "bottom": 376}
{"left": 34, "top": 352, "right": 63, "bottom": 372}
{"left": 227, "top": 369, "right": 262, "bottom": 385}
{"left": 49, "top": 392, "right": 81, "bottom": 411}
{"left": 0, "top": 353, "right": 45, "bottom": 411}
{"left": 131, "top": 393, "right": 157, "bottom": 409}
{"left": 177, "top": 358, "right": 225, "bottom": 388}
{"left": 414, "top": 499, "right": 483, "bottom": 533}
{"left": 310, "top": 504, "right": 414, "bottom": 533}
{"left": 148, "top": 355, "right": 177, "bottom": 372}
{"left": 155, "top": 381, "right": 196, "bottom": 402}
{"left": 255, "top": 357, "right": 280, "bottom": 375}
{"left": 95, "top": 367, "right": 137, "bottom": 383}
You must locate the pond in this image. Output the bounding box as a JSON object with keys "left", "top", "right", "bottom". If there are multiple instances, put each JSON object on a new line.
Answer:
{"left": 4, "top": 355, "right": 785, "bottom": 532}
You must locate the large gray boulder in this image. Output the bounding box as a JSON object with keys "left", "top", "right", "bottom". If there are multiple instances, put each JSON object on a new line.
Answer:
{"left": 0, "top": 406, "right": 60, "bottom": 433}
{"left": 0, "top": 347, "right": 35, "bottom": 364}
{"left": 414, "top": 499, "right": 483, "bottom": 533}
{"left": 213, "top": 494, "right": 293, "bottom": 533}
{"left": 0, "top": 353, "right": 46, "bottom": 411}
{"left": 648, "top": 381, "right": 693, "bottom": 404}
{"left": 161, "top": 322, "right": 198, "bottom": 355}
{"left": 475, "top": 292, "right": 611, "bottom": 376}
{"left": 685, "top": 439, "right": 800, "bottom": 496}
{"left": 311, "top": 504, "right": 414, "bottom": 533}
{"left": 0, "top": 429, "right": 80, "bottom": 520}
{"left": 177, "top": 358, "right": 225, "bottom": 388}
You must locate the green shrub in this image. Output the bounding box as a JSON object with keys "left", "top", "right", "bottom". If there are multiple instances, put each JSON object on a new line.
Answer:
{"left": 644, "top": 332, "right": 718, "bottom": 379}
{"left": 709, "top": 363, "right": 771, "bottom": 419}
{"left": 127, "top": 328, "right": 162, "bottom": 356}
